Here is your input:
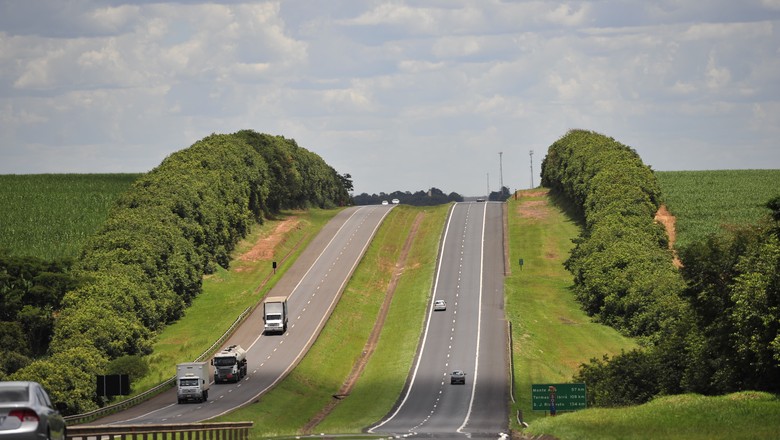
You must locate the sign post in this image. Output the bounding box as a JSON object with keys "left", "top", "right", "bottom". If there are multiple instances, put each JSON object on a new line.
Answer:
{"left": 531, "top": 383, "right": 586, "bottom": 413}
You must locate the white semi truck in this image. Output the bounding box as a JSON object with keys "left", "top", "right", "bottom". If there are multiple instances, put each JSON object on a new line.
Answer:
{"left": 176, "top": 362, "right": 210, "bottom": 403}
{"left": 263, "top": 296, "right": 288, "bottom": 334}
{"left": 212, "top": 344, "right": 248, "bottom": 383}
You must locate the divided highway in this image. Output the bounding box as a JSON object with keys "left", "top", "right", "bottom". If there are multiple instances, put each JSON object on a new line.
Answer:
{"left": 92, "top": 204, "right": 393, "bottom": 425}
{"left": 369, "top": 201, "right": 508, "bottom": 438}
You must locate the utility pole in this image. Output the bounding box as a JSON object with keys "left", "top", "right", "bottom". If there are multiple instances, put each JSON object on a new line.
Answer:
{"left": 499, "top": 151, "right": 504, "bottom": 194}
{"left": 529, "top": 150, "right": 534, "bottom": 189}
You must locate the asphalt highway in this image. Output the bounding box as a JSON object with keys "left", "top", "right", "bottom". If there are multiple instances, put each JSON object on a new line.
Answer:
{"left": 368, "top": 201, "right": 508, "bottom": 438}
{"left": 91, "top": 204, "right": 394, "bottom": 425}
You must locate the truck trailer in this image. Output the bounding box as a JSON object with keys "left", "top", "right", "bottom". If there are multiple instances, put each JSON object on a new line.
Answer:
{"left": 263, "top": 296, "right": 288, "bottom": 334}
{"left": 176, "top": 362, "right": 210, "bottom": 403}
{"left": 212, "top": 345, "right": 248, "bottom": 384}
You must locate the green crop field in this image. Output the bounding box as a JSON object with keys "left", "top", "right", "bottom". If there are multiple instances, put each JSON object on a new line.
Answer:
{"left": 656, "top": 170, "right": 780, "bottom": 250}
{"left": 0, "top": 174, "right": 140, "bottom": 261}
{"left": 0, "top": 174, "right": 140, "bottom": 260}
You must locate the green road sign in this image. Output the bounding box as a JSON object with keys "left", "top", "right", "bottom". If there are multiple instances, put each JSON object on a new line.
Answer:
{"left": 532, "top": 383, "right": 587, "bottom": 413}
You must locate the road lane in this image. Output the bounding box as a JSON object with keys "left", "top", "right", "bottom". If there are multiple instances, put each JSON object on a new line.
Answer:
{"left": 369, "top": 201, "right": 508, "bottom": 438}
{"left": 92, "top": 204, "right": 393, "bottom": 425}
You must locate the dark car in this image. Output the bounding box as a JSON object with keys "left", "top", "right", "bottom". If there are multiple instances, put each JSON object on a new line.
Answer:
{"left": 450, "top": 370, "right": 466, "bottom": 385}
{"left": 0, "top": 381, "right": 66, "bottom": 440}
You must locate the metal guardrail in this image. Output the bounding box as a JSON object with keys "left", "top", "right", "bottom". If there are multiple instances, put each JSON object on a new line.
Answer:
{"left": 66, "top": 421, "right": 253, "bottom": 440}
{"left": 64, "top": 306, "right": 254, "bottom": 425}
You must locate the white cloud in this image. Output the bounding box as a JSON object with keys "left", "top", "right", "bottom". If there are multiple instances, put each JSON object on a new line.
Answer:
{"left": 1, "top": 0, "right": 779, "bottom": 195}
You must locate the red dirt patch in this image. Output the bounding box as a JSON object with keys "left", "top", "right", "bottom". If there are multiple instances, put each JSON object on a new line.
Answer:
{"left": 517, "top": 200, "right": 550, "bottom": 220}
{"left": 238, "top": 218, "right": 300, "bottom": 263}
{"left": 654, "top": 204, "right": 682, "bottom": 268}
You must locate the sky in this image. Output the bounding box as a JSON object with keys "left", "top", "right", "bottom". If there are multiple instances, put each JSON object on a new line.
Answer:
{"left": 1, "top": 1, "right": 779, "bottom": 197}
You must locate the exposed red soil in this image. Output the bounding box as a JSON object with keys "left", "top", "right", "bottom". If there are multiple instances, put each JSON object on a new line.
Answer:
{"left": 654, "top": 204, "right": 682, "bottom": 268}
{"left": 237, "top": 218, "right": 300, "bottom": 263}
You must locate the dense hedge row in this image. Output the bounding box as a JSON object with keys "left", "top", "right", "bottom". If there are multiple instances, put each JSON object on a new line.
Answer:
{"left": 541, "top": 129, "right": 688, "bottom": 338}
{"left": 542, "top": 129, "right": 780, "bottom": 406}
{"left": 9, "top": 131, "right": 351, "bottom": 413}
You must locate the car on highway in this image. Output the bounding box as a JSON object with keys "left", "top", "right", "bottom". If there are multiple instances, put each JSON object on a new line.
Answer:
{"left": 450, "top": 370, "right": 466, "bottom": 385}
{"left": 381, "top": 200, "right": 389, "bottom": 205}
{"left": 0, "top": 381, "right": 66, "bottom": 440}
{"left": 433, "top": 299, "right": 447, "bottom": 311}
{"left": 391, "top": 198, "right": 400, "bottom": 204}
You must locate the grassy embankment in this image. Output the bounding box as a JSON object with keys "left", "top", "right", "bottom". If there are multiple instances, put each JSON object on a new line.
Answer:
{"left": 215, "top": 204, "right": 449, "bottom": 438}
{"left": 505, "top": 190, "right": 637, "bottom": 430}
{"left": 0, "top": 173, "right": 139, "bottom": 260}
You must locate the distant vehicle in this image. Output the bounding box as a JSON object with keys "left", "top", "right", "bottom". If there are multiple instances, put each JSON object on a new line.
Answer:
{"left": 476, "top": 198, "right": 486, "bottom": 202}
{"left": 450, "top": 370, "right": 466, "bottom": 385}
{"left": 433, "top": 299, "right": 447, "bottom": 311}
{"left": 212, "top": 345, "right": 248, "bottom": 384}
{"left": 263, "top": 296, "right": 288, "bottom": 334}
{"left": 391, "top": 198, "right": 400, "bottom": 204}
{"left": 176, "top": 362, "right": 210, "bottom": 403}
{"left": 0, "top": 381, "right": 67, "bottom": 440}
{"left": 381, "top": 200, "right": 389, "bottom": 205}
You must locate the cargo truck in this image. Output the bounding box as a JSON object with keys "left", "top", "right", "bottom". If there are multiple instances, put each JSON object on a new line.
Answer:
{"left": 263, "top": 296, "right": 288, "bottom": 334}
{"left": 176, "top": 362, "right": 210, "bottom": 403}
{"left": 212, "top": 345, "right": 248, "bottom": 384}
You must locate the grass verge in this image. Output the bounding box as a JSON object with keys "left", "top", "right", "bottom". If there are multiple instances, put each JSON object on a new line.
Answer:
{"left": 505, "top": 189, "right": 637, "bottom": 429}
{"left": 525, "top": 391, "right": 780, "bottom": 440}
{"left": 214, "top": 204, "right": 449, "bottom": 438}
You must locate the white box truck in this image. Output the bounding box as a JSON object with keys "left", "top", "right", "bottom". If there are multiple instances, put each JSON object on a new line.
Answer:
{"left": 212, "top": 345, "right": 248, "bottom": 384}
{"left": 176, "top": 362, "right": 210, "bottom": 403}
{"left": 263, "top": 296, "right": 288, "bottom": 334}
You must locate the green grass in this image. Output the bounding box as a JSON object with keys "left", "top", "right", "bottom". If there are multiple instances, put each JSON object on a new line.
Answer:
{"left": 656, "top": 170, "right": 780, "bottom": 250}
{"left": 129, "top": 209, "right": 339, "bottom": 393}
{"left": 214, "top": 204, "right": 449, "bottom": 438}
{"left": 0, "top": 174, "right": 140, "bottom": 260}
{"left": 505, "top": 190, "right": 637, "bottom": 428}
{"left": 316, "top": 205, "right": 448, "bottom": 432}
{"left": 525, "top": 391, "right": 780, "bottom": 440}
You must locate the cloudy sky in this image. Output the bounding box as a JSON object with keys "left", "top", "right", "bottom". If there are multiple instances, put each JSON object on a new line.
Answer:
{"left": 1, "top": 1, "right": 779, "bottom": 196}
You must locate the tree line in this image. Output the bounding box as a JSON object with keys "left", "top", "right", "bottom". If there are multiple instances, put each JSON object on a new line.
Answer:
{"left": 353, "top": 187, "right": 463, "bottom": 206}
{"left": 2, "top": 131, "right": 352, "bottom": 414}
{"left": 541, "top": 129, "right": 779, "bottom": 406}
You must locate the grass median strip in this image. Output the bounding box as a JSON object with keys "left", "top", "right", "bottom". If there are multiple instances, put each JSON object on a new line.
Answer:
{"left": 215, "top": 204, "right": 449, "bottom": 437}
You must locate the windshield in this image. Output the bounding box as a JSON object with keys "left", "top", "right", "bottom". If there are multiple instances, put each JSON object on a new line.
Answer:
{"left": 266, "top": 313, "right": 281, "bottom": 321}
{"left": 213, "top": 357, "right": 236, "bottom": 367}
{"left": 179, "top": 378, "right": 200, "bottom": 387}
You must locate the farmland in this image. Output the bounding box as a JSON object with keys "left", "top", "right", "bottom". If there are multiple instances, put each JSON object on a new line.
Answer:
{"left": 656, "top": 170, "right": 780, "bottom": 250}
{"left": 0, "top": 174, "right": 139, "bottom": 261}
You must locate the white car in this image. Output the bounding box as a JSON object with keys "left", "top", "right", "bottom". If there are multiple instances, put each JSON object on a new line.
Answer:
{"left": 391, "top": 198, "right": 400, "bottom": 204}
{"left": 433, "top": 299, "right": 447, "bottom": 311}
{"left": 381, "top": 200, "right": 389, "bottom": 205}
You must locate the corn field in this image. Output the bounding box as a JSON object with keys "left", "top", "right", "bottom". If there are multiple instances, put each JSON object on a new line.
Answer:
{"left": 656, "top": 169, "right": 780, "bottom": 250}
{"left": 0, "top": 173, "right": 139, "bottom": 261}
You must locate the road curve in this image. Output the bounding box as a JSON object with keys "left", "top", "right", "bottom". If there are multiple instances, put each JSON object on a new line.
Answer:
{"left": 91, "top": 204, "right": 394, "bottom": 425}
{"left": 368, "top": 201, "right": 508, "bottom": 438}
